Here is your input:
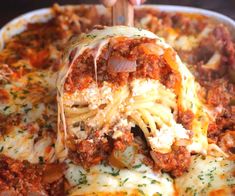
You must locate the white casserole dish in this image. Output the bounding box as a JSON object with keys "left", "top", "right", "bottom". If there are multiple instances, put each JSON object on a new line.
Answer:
{"left": 0, "top": 4, "right": 234, "bottom": 195}
{"left": 0, "top": 4, "right": 235, "bottom": 50}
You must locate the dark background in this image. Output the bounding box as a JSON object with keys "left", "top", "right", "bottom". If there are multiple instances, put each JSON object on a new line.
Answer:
{"left": 0, "top": 0, "right": 234, "bottom": 27}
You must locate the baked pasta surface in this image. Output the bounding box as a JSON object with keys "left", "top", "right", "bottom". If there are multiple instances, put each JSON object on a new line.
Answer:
{"left": 0, "top": 4, "right": 234, "bottom": 195}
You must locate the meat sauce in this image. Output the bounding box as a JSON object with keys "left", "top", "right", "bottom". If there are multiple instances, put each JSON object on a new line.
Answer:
{"left": 0, "top": 113, "right": 21, "bottom": 135}
{"left": 67, "top": 131, "right": 112, "bottom": 168}
{"left": 0, "top": 155, "right": 66, "bottom": 195}
{"left": 135, "top": 9, "right": 235, "bottom": 153}
{"left": 151, "top": 145, "right": 191, "bottom": 177}
{"left": 64, "top": 37, "right": 181, "bottom": 94}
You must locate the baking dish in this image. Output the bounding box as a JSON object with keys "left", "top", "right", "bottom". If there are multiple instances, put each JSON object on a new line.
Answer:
{"left": 0, "top": 4, "right": 234, "bottom": 196}
{"left": 0, "top": 4, "right": 234, "bottom": 50}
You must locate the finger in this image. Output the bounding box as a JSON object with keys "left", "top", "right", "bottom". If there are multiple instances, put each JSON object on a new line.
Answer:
{"left": 100, "top": 0, "right": 117, "bottom": 7}
{"left": 128, "top": 0, "right": 145, "bottom": 5}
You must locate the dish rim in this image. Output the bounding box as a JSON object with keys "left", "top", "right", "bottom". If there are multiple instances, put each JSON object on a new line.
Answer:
{"left": 0, "top": 4, "right": 235, "bottom": 50}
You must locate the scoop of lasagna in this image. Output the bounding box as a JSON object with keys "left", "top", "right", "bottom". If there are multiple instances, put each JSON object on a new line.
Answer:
{"left": 56, "top": 26, "right": 209, "bottom": 180}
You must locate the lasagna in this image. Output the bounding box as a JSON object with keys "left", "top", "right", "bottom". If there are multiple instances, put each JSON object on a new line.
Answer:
{"left": 0, "top": 4, "right": 234, "bottom": 195}
{"left": 56, "top": 25, "right": 210, "bottom": 194}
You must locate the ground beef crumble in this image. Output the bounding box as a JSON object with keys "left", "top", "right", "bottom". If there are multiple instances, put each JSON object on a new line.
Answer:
{"left": 0, "top": 155, "right": 66, "bottom": 196}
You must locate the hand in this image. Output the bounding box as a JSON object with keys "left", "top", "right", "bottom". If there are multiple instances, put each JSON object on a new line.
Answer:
{"left": 101, "top": 0, "right": 145, "bottom": 7}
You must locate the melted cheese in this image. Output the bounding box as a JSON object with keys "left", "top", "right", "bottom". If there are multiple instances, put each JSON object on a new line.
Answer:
{"left": 0, "top": 69, "right": 57, "bottom": 163}
{"left": 66, "top": 155, "right": 174, "bottom": 196}
{"left": 175, "top": 155, "right": 235, "bottom": 196}
{"left": 173, "top": 35, "right": 198, "bottom": 51}
{"left": 148, "top": 123, "right": 189, "bottom": 153}
{"left": 175, "top": 53, "right": 209, "bottom": 154}
{"left": 0, "top": 127, "right": 56, "bottom": 163}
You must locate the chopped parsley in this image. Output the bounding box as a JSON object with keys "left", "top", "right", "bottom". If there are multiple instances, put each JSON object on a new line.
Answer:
{"left": 22, "top": 90, "right": 29, "bottom": 94}
{"left": 108, "top": 168, "right": 120, "bottom": 176}
{"left": 137, "top": 189, "right": 145, "bottom": 195}
{"left": 78, "top": 171, "right": 88, "bottom": 185}
{"left": 138, "top": 184, "right": 147, "bottom": 188}
{"left": 185, "top": 187, "right": 192, "bottom": 193}
{"left": 19, "top": 96, "right": 26, "bottom": 100}
{"left": 3, "top": 106, "right": 10, "bottom": 111}
{"left": 86, "top": 34, "right": 97, "bottom": 39}
{"left": 133, "top": 164, "right": 142, "bottom": 169}
{"left": 197, "top": 174, "right": 204, "bottom": 181}
{"left": 39, "top": 73, "right": 45, "bottom": 77}
{"left": 166, "top": 177, "right": 172, "bottom": 182}
{"left": 151, "top": 179, "right": 160, "bottom": 184}
{"left": 24, "top": 108, "right": 32, "bottom": 113}
{"left": 10, "top": 91, "right": 18, "bottom": 99}
{"left": 119, "top": 178, "right": 129, "bottom": 186}
{"left": 39, "top": 156, "right": 44, "bottom": 164}
{"left": 44, "top": 124, "right": 53, "bottom": 129}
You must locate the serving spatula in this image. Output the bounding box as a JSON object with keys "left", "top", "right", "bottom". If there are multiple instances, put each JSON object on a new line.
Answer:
{"left": 112, "top": 0, "right": 134, "bottom": 26}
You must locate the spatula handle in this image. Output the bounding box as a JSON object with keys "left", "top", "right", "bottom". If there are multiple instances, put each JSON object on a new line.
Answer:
{"left": 112, "top": 0, "right": 134, "bottom": 26}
